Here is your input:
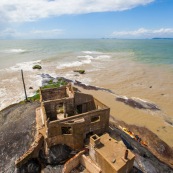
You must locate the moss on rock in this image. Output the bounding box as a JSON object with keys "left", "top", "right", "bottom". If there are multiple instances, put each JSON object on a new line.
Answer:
{"left": 73, "top": 70, "right": 85, "bottom": 74}
{"left": 32, "top": 65, "right": 42, "bottom": 70}
{"left": 41, "top": 78, "right": 67, "bottom": 89}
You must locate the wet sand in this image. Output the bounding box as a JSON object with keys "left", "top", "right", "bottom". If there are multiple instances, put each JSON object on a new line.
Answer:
{"left": 75, "top": 59, "right": 173, "bottom": 147}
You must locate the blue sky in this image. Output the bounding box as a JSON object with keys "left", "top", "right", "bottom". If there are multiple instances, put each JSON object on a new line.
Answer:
{"left": 0, "top": 0, "right": 173, "bottom": 39}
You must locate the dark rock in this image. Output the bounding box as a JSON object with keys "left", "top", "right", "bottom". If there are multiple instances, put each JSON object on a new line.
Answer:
{"left": 32, "top": 65, "right": 42, "bottom": 70}
{"left": 0, "top": 102, "right": 40, "bottom": 172}
{"left": 116, "top": 96, "right": 160, "bottom": 111}
{"left": 40, "top": 74, "right": 52, "bottom": 79}
{"left": 40, "top": 74, "right": 54, "bottom": 86}
{"left": 73, "top": 70, "right": 85, "bottom": 74}
{"left": 29, "top": 87, "right": 33, "bottom": 89}
{"left": 19, "top": 159, "right": 41, "bottom": 173}
{"left": 42, "top": 165, "right": 63, "bottom": 173}
{"left": 40, "top": 144, "right": 72, "bottom": 165}
{"left": 149, "top": 86, "right": 152, "bottom": 88}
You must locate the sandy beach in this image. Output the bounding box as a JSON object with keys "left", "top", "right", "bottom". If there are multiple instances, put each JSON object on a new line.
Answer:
{"left": 74, "top": 59, "right": 173, "bottom": 147}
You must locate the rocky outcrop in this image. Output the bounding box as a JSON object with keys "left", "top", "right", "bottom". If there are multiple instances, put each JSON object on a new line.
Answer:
{"left": 39, "top": 144, "right": 72, "bottom": 165}
{"left": 73, "top": 70, "right": 85, "bottom": 74}
{"left": 15, "top": 133, "right": 44, "bottom": 168}
{"left": 116, "top": 96, "right": 160, "bottom": 110}
{"left": 33, "top": 65, "right": 42, "bottom": 70}
{"left": 19, "top": 159, "right": 41, "bottom": 173}
{"left": 0, "top": 102, "right": 40, "bottom": 172}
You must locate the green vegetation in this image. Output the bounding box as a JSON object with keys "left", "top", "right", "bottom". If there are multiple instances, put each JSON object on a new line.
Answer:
{"left": 73, "top": 70, "right": 85, "bottom": 74}
{"left": 41, "top": 78, "right": 67, "bottom": 89}
{"left": 20, "top": 78, "right": 67, "bottom": 104}
{"left": 27, "top": 91, "right": 40, "bottom": 101}
{"left": 32, "top": 65, "right": 42, "bottom": 69}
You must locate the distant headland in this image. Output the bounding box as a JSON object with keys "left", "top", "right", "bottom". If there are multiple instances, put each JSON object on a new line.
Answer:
{"left": 152, "top": 37, "right": 173, "bottom": 40}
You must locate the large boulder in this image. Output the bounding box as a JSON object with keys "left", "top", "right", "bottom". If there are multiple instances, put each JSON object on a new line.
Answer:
{"left": 32, "top": 65, "right": 42, "bottom": 70}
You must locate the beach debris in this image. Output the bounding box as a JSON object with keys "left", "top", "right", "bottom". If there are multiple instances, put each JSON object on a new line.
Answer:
{"left": 32, "top": 65, "right": 42, "bottom": 70}
{"left": 73, "top": 70, "right": 85, "bottom": 74}
{"left": 116, "top": 96, "right": 160, "bottom": 111}
{"left": 119, "top": 125, "right": 148, "bottom": 147}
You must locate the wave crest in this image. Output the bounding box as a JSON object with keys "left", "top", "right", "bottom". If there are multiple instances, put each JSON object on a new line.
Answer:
{"left": 82, "top": 51, "right": 103, "bottom": 54}
{"left": 58, "top": 59, "right": 91, "bottom": 69}
{"left": 3, "top": 49, "right": 28, "bottom": 54}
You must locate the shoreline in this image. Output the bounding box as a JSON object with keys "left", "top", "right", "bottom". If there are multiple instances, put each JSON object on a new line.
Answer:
{"left": 0, "top": 53, "right": 173, "bottom": 148}
{"left": 78, "top": 86, "right": 173, "bottom": 147}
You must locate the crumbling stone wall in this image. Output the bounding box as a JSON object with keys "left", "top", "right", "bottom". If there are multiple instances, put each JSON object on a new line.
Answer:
{"left": 40, "top": 87, "right": 67, "bottom": 102}
{"left": 74, "top": 92, "right": 96, "bottom": 112}
{"left": 46, "top": 118, "right": 85, "bottom": 149}
{"left": 40, "top": 85, "right": 110, "bottom": 151}
{"left": 44, "top": 108, "right": 110, "bottom": 150}
{"left": 43, "top": 98, "right": 74, "bottom": 121}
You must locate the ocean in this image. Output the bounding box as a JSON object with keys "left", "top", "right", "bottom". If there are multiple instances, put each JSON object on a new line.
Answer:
{"left": 0, "top": 39, "right": 173, "bottom": 146}
{"left": 0, "top": 39, "right": 173, "bottom": 70}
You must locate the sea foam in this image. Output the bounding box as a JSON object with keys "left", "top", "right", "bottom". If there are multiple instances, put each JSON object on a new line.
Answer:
{"left": 82, "top": 51, "right": 103, "bottom": 54}
{"left": 95, "top": 55, "right": 111, "bottom": 60}
{"left": 58, "top": 59, "right": 91, "bottom": 69}
{"left": 77, "top": 55, "right": 94, "bottom": 59}
{"left": 7, "top": 60, "right": 41, "bottom": 71}
{"left": 3, "top": 49, "right": 28, "bottom": 54}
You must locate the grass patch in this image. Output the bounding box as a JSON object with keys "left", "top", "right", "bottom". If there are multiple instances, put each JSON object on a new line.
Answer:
{"left": 20, "top": 78, "right": 68, "bottom": 104}
{"left": 41, "top": 78, "right": 67, "bottom": 89}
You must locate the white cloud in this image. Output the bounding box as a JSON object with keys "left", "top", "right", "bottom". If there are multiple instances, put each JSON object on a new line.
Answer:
{"left": 0, "top": 28, "right": 63, "bottom": 39}
{"left": 112, "top": 28, "right": 173, "bottom": 38}
{"left": 0, "top": 0, "right": 154, "bottom": 23}
{"left": 31, "top": 29, "right": 63, "bottom": 34}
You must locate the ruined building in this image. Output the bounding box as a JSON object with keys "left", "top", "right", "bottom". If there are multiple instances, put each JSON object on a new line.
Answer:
{"left": 15, "top": 84, "right": 135, "bottom": 173}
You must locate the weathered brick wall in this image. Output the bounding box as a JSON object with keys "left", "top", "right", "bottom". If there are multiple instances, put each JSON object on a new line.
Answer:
{"left": 40, "top": 87, "right": 67, "bottom": 102}
{"left": 43, "top": 98, "right": 74, "bottom": 121}
{"left": 74, "top": 92, "right": 96, "bottom": 111}
{"left": 94, "top": 98, "right": 109, "bottom": 109}
{"left": 47, "top": 120, "right": 85, "bottom": 149}
{"left": 63, "top": 151, "right": 85, "bottom": 173}
{"left": 46, "top": 108, "right": 110, "bottom": 150}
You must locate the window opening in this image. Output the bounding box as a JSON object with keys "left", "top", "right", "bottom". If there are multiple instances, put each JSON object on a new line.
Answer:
{"left": 61, "top": 127, "right": 72, "bottom": 134}
{"left": 91, "top": 116, "right": 100, "bottom": 123}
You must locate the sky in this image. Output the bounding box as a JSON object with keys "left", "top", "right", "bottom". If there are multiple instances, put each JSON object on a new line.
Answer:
{"left": 0, "top": 0, "right": 173, "bottom": 39}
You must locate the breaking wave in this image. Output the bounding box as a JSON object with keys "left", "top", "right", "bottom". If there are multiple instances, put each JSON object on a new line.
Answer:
{"left": 58, "top": 59, "right": 92, "bottom": 69}
{"left": 82, "top": 51, "right": 103, "bottom": 54}
{"left": 2, "top": 49, "right": 28, "bottom": 54}
{"left": 78, "top": 54, "right": 111, "bottom": 60}
{"left": 7, "top": 60, "right": 41, "bottom": 71}
{"left": 95, "top": 55, "right": 111, "bottom": 60}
